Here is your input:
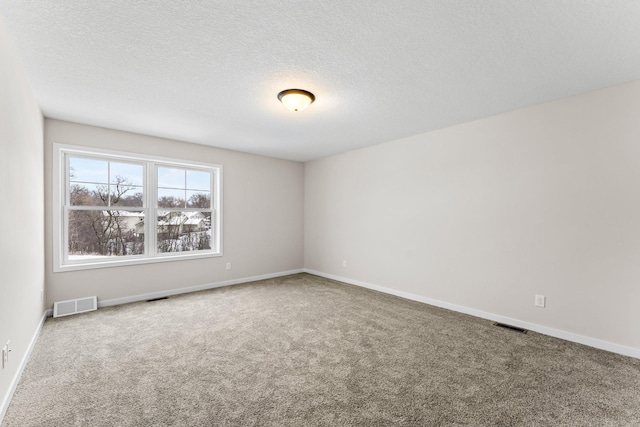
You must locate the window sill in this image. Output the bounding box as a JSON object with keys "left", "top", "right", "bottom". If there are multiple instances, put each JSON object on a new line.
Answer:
{"left": 54, "top": 251, "right": 223, "bottom": 273}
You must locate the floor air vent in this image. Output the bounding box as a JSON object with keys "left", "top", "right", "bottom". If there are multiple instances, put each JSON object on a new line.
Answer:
{"left": 53, "top": 296, "right": 98, "bottom": 318}
{"left": 493, "top": 322, "right": 528, "bottom": 334}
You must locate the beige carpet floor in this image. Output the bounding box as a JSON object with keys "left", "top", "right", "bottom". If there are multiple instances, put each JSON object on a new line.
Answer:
{"left": 2, "top": 273, "right": 639, "bottom": 426}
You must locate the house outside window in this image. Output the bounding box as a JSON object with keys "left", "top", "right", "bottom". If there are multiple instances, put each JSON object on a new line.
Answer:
{"left": 53, "top": 144, "right": 222, "bottom": 271}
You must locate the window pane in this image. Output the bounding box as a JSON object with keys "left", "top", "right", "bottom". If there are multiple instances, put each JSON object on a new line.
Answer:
{"left": 70, "top": 157, "right": 108, "bottom": 184}
{"left": 158, "top": 167, "right": 185, "bottom": 189}
{"left": 157, "top": 188, "right": 185, "bottom": 208}
{"left": 68, "top": 209, "right": 144, "bottom": 258}
{"left": 186, "top": 170, "right": 210, "bottom": 191}
{"left": 157, "top": 211, "right": 211, "bottom": 253}
{"left": 111, "top": 185, "right": 143, "bottom": 207}
{"left": 70, "top": 183, "right": 108, "bottom": 206}
{"left": 187, "top": 191, "right": 210, "bottom": 208}
{"left": 110, "top": 162, "right": 143, "bottom": 186}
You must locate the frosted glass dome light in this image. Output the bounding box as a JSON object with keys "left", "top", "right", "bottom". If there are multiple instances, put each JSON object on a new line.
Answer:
{"left": 277, "top": 89, "right": 315, "bottom": 112}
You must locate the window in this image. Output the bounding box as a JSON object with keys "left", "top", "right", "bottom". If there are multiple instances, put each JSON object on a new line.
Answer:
{"left": 54, "top": 144, "right": 222, "bottom": 271}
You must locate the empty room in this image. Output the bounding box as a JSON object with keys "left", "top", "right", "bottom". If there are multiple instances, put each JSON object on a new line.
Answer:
{"left": 1, "top": 1, "right": 639, "bottom": 425}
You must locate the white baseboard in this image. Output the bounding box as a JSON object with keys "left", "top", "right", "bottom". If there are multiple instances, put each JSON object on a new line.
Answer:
{"left": 0, "top": 311, "right": 48, "bottom": 425}
{"left": 95, "top": 269, "right": 304, "bottom": 309}
{"left": 304, "top": 269, "right": 640, "bottom": 360}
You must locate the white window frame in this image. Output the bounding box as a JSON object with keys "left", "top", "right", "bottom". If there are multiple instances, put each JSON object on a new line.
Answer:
{"left": 53, "top": 143, "right": 223, "bottom": 272}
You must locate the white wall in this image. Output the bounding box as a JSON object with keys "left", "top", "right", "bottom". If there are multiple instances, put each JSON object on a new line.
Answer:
{"left": 45, "top": 120, "right": 304, "bottom": 305}
{"left": 0, "top": 19, "right": 45, "bottom": 419}
{"left": 305, "top": 80, "right": 640, "bottom": 353}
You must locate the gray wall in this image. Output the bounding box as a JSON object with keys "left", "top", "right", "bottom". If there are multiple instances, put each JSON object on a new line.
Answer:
{"left": 0, "top": 19, "right": 45, "bottom": 416}
{"left": 44, "top": 119, "right": 304, "bottom": 305}
{"left": 305, "top": 80, "right": 640, "bottom": 353}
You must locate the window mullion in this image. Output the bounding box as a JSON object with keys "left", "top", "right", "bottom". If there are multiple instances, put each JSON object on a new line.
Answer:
{"left": 62, "top": 205, "right": 69, "bottom": 265}
{"left": 147, "top": 161, "right": 156, "bottom": 257}
{"left": 107, "top": 161, "right": 111, "bottom": 207}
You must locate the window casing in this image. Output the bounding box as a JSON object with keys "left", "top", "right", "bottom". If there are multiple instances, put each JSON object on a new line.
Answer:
{"left": 54, "top": 144, "right": 222, "bottom": 271}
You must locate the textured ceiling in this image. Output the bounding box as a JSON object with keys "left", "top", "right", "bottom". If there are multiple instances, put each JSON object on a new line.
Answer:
{"left": 1, "top": 1, "right": 640, "bottom": 161}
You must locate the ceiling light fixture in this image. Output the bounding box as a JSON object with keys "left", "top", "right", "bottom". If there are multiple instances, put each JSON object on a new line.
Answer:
{"left": 277, "top": 89, "right": 315, "bottom": 112}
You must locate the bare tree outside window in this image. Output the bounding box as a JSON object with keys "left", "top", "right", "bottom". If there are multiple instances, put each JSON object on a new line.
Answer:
{"left": 157, "top": 211, "right": 211, "bottom": 253}
{"left": 68, "top": 158, "right": 145, "bottom": 258}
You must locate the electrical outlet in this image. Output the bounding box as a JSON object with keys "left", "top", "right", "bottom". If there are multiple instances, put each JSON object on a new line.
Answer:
{"left": 342, "top": 260, "right": 347, "bottom": 268}
{"left": 226, "top": 262, "right": 232, "bottom": 270}
{"left": 535, "top": 295, "right": 546, "bottom": 308}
